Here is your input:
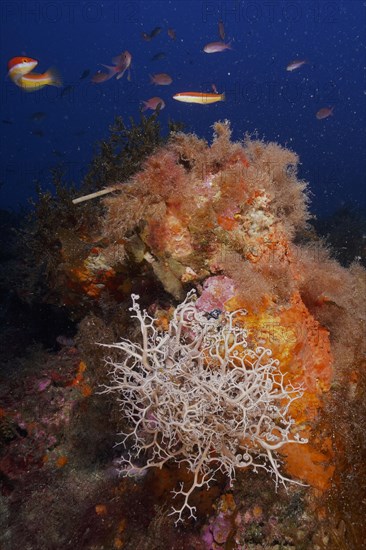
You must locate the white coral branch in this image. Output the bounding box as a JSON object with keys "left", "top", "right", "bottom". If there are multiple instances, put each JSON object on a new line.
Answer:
{"left": 101, "top": 290, "right": 308, "bottom": 523}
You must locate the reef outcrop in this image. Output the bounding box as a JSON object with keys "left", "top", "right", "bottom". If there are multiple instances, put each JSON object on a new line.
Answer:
{"left": 12, "top": 120, "right": 365, "bottom": 547}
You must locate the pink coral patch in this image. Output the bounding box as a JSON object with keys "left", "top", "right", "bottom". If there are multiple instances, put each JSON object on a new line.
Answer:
{"left": 196, "top": 275, "right": 236, "bottom": 312}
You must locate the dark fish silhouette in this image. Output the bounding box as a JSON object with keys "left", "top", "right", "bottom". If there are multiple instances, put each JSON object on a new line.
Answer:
{"left": 61, "top": 84, "right": 75, "bottom": 97}
{"left": 52, "top": 149, "right": 65, "bottom": 157}
{"left": 142, "top": 26, "right": 162, "bottom": 41}
{"left": 31, "top": 111, "right": 46, "bottom": 122}
{"left": 150, "top": 26, "right": 162, "bottom": 39}
{"left": 151, "top": 52, "right": 166, "bottom": 61}
{"left": 218, "top": 19, "right": 225, "bottom": 40}
{"left": 80, "top": 69, "right": 90, "bottom": 80}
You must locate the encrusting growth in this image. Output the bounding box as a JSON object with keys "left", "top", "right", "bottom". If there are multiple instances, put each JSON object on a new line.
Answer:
{"left": 102, "top": 290, "right": 308, "bottom": 523}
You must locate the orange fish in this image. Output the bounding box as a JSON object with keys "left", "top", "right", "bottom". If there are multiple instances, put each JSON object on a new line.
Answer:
{"left": 150, "top": 73, "right": 172, "bottom": 85}
{"left": 203, "top": 41, "right": 231, "bottom": 53}
{"left": 7, "top": 56, "right": 62, "bottom": 92}
{"left": 141, "top": 97, "right": 165, "bottom": 111}
{"left": 218, "top": 19, "right": 225, "bottom": 40}
{"left": 92, "top": 51, "right": 132, "bottom": 83}
{"left": 167, "top": 28, "right": 176, "bottom": 40}
{"left": 316, "top": 106, "right": 334, "bottom": 120}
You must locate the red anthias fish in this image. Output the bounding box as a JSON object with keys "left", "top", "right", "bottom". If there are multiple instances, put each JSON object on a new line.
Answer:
{"left": 150, "top": 73, "right": 172, "bottom": 85}
{"left": 203, "top": 41, "right": 231, "bottom": 53}
{"left": 316, "top": 106, "right": 335, "bottom": 120}
{"left": 92, "top": 51, "right": 132, "bottom": 83}
{"left": 141, "top": 97, "right": 165, "bottom": 111}
{"left": 286, "top": 59, "right": 308, "bottom": 72}
{"left": 218, "top": 19, "right": 225, "bottom": 40}
{"left": 167, "top": 28, "right": 176, "bottom": 40}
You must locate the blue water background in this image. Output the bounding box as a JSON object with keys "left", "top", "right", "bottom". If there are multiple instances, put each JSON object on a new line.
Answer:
{"left": 0, "top": 0, "right": 365, "bottom": 216}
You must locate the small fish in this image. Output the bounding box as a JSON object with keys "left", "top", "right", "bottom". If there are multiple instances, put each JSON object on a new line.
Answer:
{"left": 61, "top": 84, "right": 75, "bottom": 97}
{"left": 7, "top": 56, "right": 62, "bottom": 92}
{"left": 150, "top": 73, "right": 172, "bottom": 85}
{"left": 91, "top": 70, "right": 111, "bottom": 84}
{"left": 151, "top": 52, "right": 166, "bottom": 61}
{"left": 218, "top": 19, "right": 225, "bottom": 40}
{"left": 31, "top": 129, "right": 44, "bottom": 137}
{"left": 2, "top": 119, "right": 13, "bottom": 124}
{"left": 167, "top": 28, "right": 176, "bottom": 40}
{"left": 316, "top": 106, "right": 334, "bottom": 120}
{"left": 92, "top": 51, "right": 132, "bottom": 83}
{"left": 31, "top": 111, "right": 46, "bottom": 122}
{"left": 142, "top": 26, "right": 162, "bottom": 41}
{"left": 141, "top": 97, "right": 165, "bottom": 111}
{"left": 52, "top": 149, "right": 65, "bottom": 157}
{"left": 173, "top": 91, "right": 225, "bottom": 104}
{"left": 211, "top": 83, "right": 218, "bottom": 94}
{"left": 56, "top": 335, "right": 75, "bottom": 347}
{"left": 150, "top": 26, "right": 162, "bottom": 39}
{"left": 79, "top": 69, "right": 90, "bottom": 79}
{"left": 108, "top": 51, "right": 132, "bottom": 80}
{"left": 286, "top": 59, "right": 307, "bottom": 72}
{"left": 203, "top": 41, "right": 231, "bottom": 53}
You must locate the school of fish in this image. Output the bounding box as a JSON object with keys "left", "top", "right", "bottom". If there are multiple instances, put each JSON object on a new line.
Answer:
{"left": 7, "top": 20, "right": 334, "bottom": 118}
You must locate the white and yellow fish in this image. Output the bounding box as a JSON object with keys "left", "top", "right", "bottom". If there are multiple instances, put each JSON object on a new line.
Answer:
{"left": 173, "top": 91, "right": 225, "bottom": 104}
{"left": 7, "top": 56, "right": 62, "bottom": 92}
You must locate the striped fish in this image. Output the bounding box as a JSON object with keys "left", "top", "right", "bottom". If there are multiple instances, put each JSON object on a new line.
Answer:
{"left": 173, "top": 91, "right": 225, "bottom": 104}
